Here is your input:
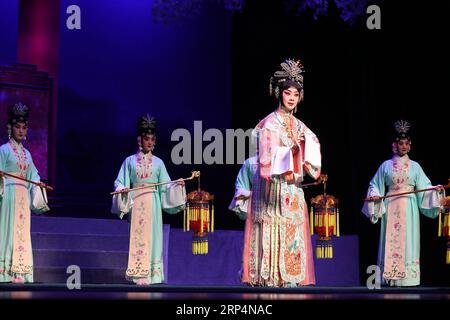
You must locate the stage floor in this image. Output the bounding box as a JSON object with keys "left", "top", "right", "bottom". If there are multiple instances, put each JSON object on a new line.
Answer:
{"left": 1, "top": 284, "right": 449, "bottom": 300}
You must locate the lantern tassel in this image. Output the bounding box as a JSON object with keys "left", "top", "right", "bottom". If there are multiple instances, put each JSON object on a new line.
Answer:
{"left": 201, "top": 207, "right": 204, "bottom": 233}
{"left": 337, "top": 208, "right": 340, "bottom": 237}
{"left": 211, "top": 204, "right": 214, "bottom": 232}
{"left": 187, "top": 206, "right": 190, "bottom": 231}
{"left": 447, "top": 242, "right": 450, "bottom": 264}
{"left": 447, "top": 245, "right": 450, "bottom": 264}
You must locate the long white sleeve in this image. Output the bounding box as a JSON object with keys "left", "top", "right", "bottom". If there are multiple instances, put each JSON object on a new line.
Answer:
{"left": 111, "top": 184, "right": 133, "bottom": 219}
{"left": 31, "top": 185, "right": 50, "bottom": 214}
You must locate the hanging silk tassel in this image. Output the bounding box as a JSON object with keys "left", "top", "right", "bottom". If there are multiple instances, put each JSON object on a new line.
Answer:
{"left": 444, "top": 212, "right": 449, "bottom": 237}
{"left": 447, "top": 240, "right": 450, "bottom": 264}
{"left": 274, "top": 219, "right": 279, "bottom": 278}
{"left": 330, "top": 212, "right": 334, "bottom": 235}
{"left": 186, "top": 206, "right": 188, "bottom": 231}
{"left": 315, "top": 210, "right": 318, "bottom": 230}
{"left": 319, "top": 211, "right": 322, "bottom": 229}
{"left": 270, "top": 221, "right": 275, "bottom": 280}
{"left": 211, "top": 203, "right": 214, "bottom": 232}
{"left": 201, "top": 206, "right": 204, "bottom": 233}
{"left": 310, "top": 207, "right": 314, "bottom": 235}
{"left": 336, "top": 207, "right": 340, "bottom": 237}
{"left": 207, "top": 205, "right": 210, "bottom": 232}
{"left": 325, "top": 208, "right": 329, "bottom": 237}
{"left": 445, "top": 213, "right": 449, "bottom": 236}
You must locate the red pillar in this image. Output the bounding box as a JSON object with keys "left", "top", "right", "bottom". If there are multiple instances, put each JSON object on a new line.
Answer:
{"left": 17, "top": 0, "right": 61, "bottom": 185}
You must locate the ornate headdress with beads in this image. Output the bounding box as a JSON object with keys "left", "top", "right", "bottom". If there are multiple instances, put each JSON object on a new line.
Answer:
{"left": 394, "top": 120, "right": 411, "bottom": 141}
{"left": 269, "top": 58, "right": 305, "bottom": 99}
{"left": 137, "top": 114, "right": 156, "bottom": 136}
{"left": 8, "top": 102, "right": 29, "bottom": 125}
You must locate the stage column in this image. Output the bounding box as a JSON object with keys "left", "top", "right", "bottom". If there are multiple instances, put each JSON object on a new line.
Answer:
{"left": 17, "top": 0, "right": 61, "bottom": 185}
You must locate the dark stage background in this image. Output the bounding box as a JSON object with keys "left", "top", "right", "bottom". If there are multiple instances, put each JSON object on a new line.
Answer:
{"left": 0, "top": 0, "right": 449, "bottom": 286}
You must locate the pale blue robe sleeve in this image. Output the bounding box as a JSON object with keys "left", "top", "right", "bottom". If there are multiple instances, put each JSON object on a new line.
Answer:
{"left": 112, "top": 158, "right": 133, "bottom": 218}
{"left": 114, "top": 158, "right": 131, "bottom": 191}
{"left": 229, "top": 160, "right": 253, "bottom": 220}
{"left": 158, "top": 161, "right": 186, "bottom": 215}
{"left": 26, "top": 151, "right": 49, "bottom": 214}
{"left": 414, "top": 163, "right": 442, "bottom": 219}
{"left": 362, "top": 162, "right": 386, "bottom": 224}
{"left": 0, "top": 147, "right": 6, "bottom": 197}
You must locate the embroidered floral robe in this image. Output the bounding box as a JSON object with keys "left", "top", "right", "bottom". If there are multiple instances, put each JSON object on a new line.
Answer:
{"left": 112, "top": 152, "right": 185, "bottom": 284}
{"left": 362, "top": 154, "right": 442, "bottom": 286}
{"left": 0, "top": 140, "right": 49, "bottom": 283}
{"left": 247, "top": 112, "right": 321, "bottom": 287}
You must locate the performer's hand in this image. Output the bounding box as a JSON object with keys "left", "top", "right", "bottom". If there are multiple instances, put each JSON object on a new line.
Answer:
{"left": 175, "top": 178, "right": 185, "bottom": 186}
{"left": 435, "top": 185, "right": 445, "bottom": 192}
{"left": 38, "top": 182, "right": 46, "bottom": 189}
{"left": 284, "top": 172, "right": 295, "bottom": 184}
{"left": 299, "top": 132, "right": 305, "bottom": 141}
{"left": 368, "top": 196, "right": 382, "bottom": 201}
{"left": 235, "top": 195, "right": 249, "bottom": 201}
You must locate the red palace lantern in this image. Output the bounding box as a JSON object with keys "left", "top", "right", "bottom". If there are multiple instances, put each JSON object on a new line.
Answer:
{"left": 310, "top": 178, "right": 340, "bottom": 259}
{"left": 183, "top": 188, "right": 214, "bottom": 255}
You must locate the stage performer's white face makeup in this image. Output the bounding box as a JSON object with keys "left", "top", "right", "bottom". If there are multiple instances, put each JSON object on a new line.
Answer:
{"left": 280, "top": 86, "right": 300, "bottom": 113}
{"left": 12, "top": 122, "right": 28, "bottom": 143}
{"left": 140, "top": 134, "right": 156, "bottom": 154}
{"left": 396, "top": 138, "right": 411, "bottom": 156}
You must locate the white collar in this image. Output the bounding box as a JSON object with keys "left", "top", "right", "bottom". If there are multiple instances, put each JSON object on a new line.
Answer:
{"left": 138, "top": 150, "right": 152, "bottom": 158}
{"left": 9, "top": 138, "right": 23, "bottom": 149}
{"left": 393, "top": 154, "right": 409, "bottom": 163}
